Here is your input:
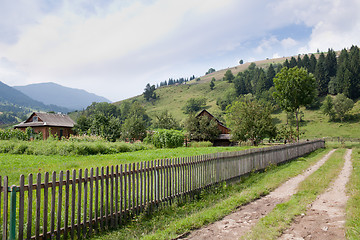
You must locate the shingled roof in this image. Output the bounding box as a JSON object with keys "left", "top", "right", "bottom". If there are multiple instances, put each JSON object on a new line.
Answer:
{"left": 14, "top": 112, "right": 75, "bottom": 128}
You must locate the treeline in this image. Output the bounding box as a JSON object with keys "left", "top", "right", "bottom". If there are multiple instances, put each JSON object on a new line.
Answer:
{"left": 74, "top": 101, "right": 151, "bottom": 142}
{"left": 217, "top": 45, "right": 360, "bottom": 111}
{"left": 157, "top": 76, "right": 195, "bottom": 88}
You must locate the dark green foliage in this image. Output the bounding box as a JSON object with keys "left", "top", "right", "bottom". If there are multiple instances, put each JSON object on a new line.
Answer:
{"left": 239, "top": 59, "right": 244, "bottom": 64}
{"left": 266, "top": 64, "right": 276, "bottom": 89}
{"left": 321, "top": 95, "right": 335, "bottom": 121}
{"left": 121, "top": 102, "right": 151, "bottom": 141}
{"left": 301, "top": 54, "right": 311, "bottom": 70}
{"left": 273, "top": 67, "right": 317, "bottom": 140}
{"left": 153, "top": 110, "right": 179, "bottom": 130}
{"left": 216, "top": 88, "right": 237, "bottom": 111}
{"left": 333, "top": 94, "right": 354, "bottom": 122}
{"left": 325, "top": 48, "right": 337, "bottom": 77}
{"left": 183, "top": 97, "right": 207, "bottom": 114}
{"left": 289, "top": 57, "right": 297, "bottom": 68}
{"left": 206, "top": 68, "right": 216, "bottom": 75}
{"left": 184, "top": 114, "right": 220, "bottom": 142}
{"left": 315, "top": 53, "right": 330, "bottom": 96}
{"left": 210, "top": 78, "right": 215, "bottom": 90}
{"left": 144, "top": 83, "right": 157, "bottom": 101}
{"left": 223, "top": 69, "right": 235, "bottom": 83}
{"left": 309, "top": 54, "right": 317, "bottom": 73}
{"left": 226, "top": 98, "right": 276, "bottom": 145}
{"left": 145, "top": 129, "right": 184, "bottom": 148}
{"left": 75, "top": 101, "right": 150, "bottom": 142}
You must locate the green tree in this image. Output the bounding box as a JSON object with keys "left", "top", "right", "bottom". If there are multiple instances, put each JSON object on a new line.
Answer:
{"left": 121, "top": 102, "right": 151, "bottom": 141}
{"left": 210, "top": 78, "right": 215, "bottom": 90}
{"left": 309, "top": 54, "right": 317, "bottom": 73}
{"left": 315, "top": 52, "right": 330, "bottom": 96}
{"left": 223, "top": 69, "right": 235, "bottom": 82}
{"left": 183, "top": 97, "right": 207, "bottom": 114}
{"left": 321, "top": 95, "right": 335, "bottom": 121}
{"left": 333, "top": 94, "right": 354, "bottom": 122}
{"left": 226, "top": 98, "right": 276, "bottom": 146}
{"left": 206, "top": 68, "right": 216, "bottom": 75}
{"left": 153, "top": 110, "right": 179, "bottom": 130}
{"left": 74, "top": 115, "right": 91, "bottom": 134}
{"left": 265, "top": 64, "right": 276, "bottom": 89}
{"left": 239, "top": 59, "right": 244, "bottom": 64}
{"left": 184, "top": 114, "right": 220, "bottom": 142}
{"left": 273, "top": 67, "right": 317, "bottom": 140}
{"left": 144, "top": 83, "right": 157, "bottom": 101}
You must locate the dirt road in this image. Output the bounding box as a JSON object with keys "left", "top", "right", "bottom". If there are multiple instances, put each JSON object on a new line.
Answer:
{"left": 180, "top": 150, "right": 337, "bottom": 240}
{"left": 279, "top": 149, "right": 352, "bottom": 240}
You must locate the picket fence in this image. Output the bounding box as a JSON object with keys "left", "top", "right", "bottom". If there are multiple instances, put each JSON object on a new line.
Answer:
{"left": 0, "top": 140, "right": 324, "bottom": 240}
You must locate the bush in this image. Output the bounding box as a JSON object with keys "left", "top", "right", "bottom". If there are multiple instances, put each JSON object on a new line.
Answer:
{"left": 0, "top": 140, "right": 151, "bottom": 156}
{"left": 188, "top": 141, "right": 213, "bottom": 148}
{"left": 148, "top": 129, "right": 185, "bottom": 148}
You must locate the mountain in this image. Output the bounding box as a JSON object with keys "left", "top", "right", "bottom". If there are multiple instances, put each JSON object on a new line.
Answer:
{"left": 14, "top": 82, "right": 110, "bottom": 111}
{"left": 0, "top": 81, "right": 70, "bottom": 125}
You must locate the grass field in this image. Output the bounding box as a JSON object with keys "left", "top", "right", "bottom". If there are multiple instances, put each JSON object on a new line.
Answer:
{"left": 0, "top": 145, "right": 255, "bottom": 185}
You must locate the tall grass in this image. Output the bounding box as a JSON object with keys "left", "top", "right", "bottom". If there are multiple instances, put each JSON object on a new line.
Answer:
{"left": 0, "top": 140, "right": 151, "bottom": 156}
{"left": 346, "top": 147, "right": 360, "bottom": 239}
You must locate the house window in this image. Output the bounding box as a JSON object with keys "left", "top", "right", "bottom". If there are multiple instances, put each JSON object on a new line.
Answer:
{"left": 60, "top": 129, "right": 63, "bottom": 139}
{"left": 33, "top": 116, "right": 38, "bottom": 122}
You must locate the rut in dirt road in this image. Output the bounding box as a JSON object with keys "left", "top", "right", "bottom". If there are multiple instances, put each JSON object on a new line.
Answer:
{"left": 179, "top": 150, "right": 336, "bottom": 240}
{"left": 279, "top": 149, "right": 352, "bottom": 240}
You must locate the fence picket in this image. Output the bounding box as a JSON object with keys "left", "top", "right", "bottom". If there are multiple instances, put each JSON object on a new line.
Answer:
{"left": 35, "top": 173, "right": 41, "bottom": 239}
{"left": 18, "top": 175, "right": 25, "bottom": 240}
{"left": 64, "top": 171, "right": 70, "bottom": 240}
{"left": 56, "top": 171, "right": 63, "bottom": 240}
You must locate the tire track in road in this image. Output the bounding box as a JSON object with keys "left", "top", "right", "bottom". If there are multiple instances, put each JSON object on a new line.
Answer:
{"left": 279, "top": 149, "right": 352, "bottom": 240}
{"left": 179, "top": 149, "right": 336, "bottom": 240}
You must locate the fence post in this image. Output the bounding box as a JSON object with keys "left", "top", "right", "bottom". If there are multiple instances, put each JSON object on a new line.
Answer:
{"left": 9, "top": 185, "right": 18, "bottom": 240}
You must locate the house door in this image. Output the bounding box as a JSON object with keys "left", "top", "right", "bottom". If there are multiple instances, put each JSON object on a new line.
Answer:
{"left": 60, "top": 129, "right": 63, "bottom": 139}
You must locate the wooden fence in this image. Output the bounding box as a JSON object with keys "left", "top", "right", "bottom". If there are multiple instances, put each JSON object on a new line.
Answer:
{"left": 0, "top": 140, "right": 324, "bottom": 240}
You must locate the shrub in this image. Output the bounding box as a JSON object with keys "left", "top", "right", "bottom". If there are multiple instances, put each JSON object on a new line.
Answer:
{"left": 188, "top": 141, "right": 213, "bottom": 148}
{"left": 150, "top": 129, "right": 185, "bottom": 148}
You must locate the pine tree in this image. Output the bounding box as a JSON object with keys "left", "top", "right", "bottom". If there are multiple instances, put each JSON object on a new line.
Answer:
{"left": 325, "top": 48, "right": 337, "bottom": 77}
{"left": 309, "top": 54, "right": 317, "bottom": 73}
{"left": 265, "top": 64, "right": 276, "bottom": 89}
{"left": 314, "top": 53, "right": 330, "bottom": 96}
{"left": 302, "top": 54, "right": 311, "bottom": 70}
{"left": 289, "top": 57, "right": 297, "bottom": 68}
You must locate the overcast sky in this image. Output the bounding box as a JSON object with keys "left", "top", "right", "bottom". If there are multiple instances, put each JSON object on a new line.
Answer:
{"left": 0, "top": 0, "right": 359, "bottom": 102}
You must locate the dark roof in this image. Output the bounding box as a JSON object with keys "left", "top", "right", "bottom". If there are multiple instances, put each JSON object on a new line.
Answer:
{"left": 14, "top": 112, "right": 75, "bottom": 128}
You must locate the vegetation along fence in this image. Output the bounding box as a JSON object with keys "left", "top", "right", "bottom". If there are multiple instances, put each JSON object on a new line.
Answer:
{"left": 1, "top": 140, "right": 324, "bottom": 240}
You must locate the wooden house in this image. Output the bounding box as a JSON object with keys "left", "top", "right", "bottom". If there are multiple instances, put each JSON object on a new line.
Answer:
{"left": 14, "top": 112, "right": 75, "bottom": 139}
{"left": 196, "top": 109, "right": 231, "bottom": 146}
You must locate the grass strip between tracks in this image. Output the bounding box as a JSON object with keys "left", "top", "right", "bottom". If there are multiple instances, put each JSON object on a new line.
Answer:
{"left": 346, "top": 147, "right": 360, "bottom": 239}
{"left": 92, "top": 148, "right": 329, "bottom": 240}
{"left": 242, "top": 148, "right": 345, "bottom": 240}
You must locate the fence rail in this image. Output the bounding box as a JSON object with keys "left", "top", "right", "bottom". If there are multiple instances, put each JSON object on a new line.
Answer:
{"left": 0, "top": 140, "right": 324, "bottom": 240}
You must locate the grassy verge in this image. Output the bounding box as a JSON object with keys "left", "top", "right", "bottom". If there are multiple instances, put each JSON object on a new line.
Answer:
{"left": 0, "top": 145, "right": 254, "bottom": 185}
{"left": 346, "top": 147, "right": 360, "bottom": 239}
{"left": 242, "top": 148, "right": 345, "bottom": 240}
{"left": 91, "top": 148, "right": 329, "bottom": 240}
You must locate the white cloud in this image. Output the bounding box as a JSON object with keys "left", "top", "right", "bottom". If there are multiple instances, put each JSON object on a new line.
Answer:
{"left": 1, "top": 0, "right": 360, "bottom": 101}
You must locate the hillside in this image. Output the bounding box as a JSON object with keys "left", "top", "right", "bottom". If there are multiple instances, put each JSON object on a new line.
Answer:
{"left": 0, "top": 81, "right": 70, "bottom": 125}
{"left": 14, "top": 82, "right": 110, "bottom": 111}
{"left": 114, "top": 53, "right": 360, "bottom": 139}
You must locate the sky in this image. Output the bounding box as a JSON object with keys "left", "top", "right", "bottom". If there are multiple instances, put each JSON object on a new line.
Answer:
{"left": 0, "top": 0, "right": 360, "bottom": 102}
